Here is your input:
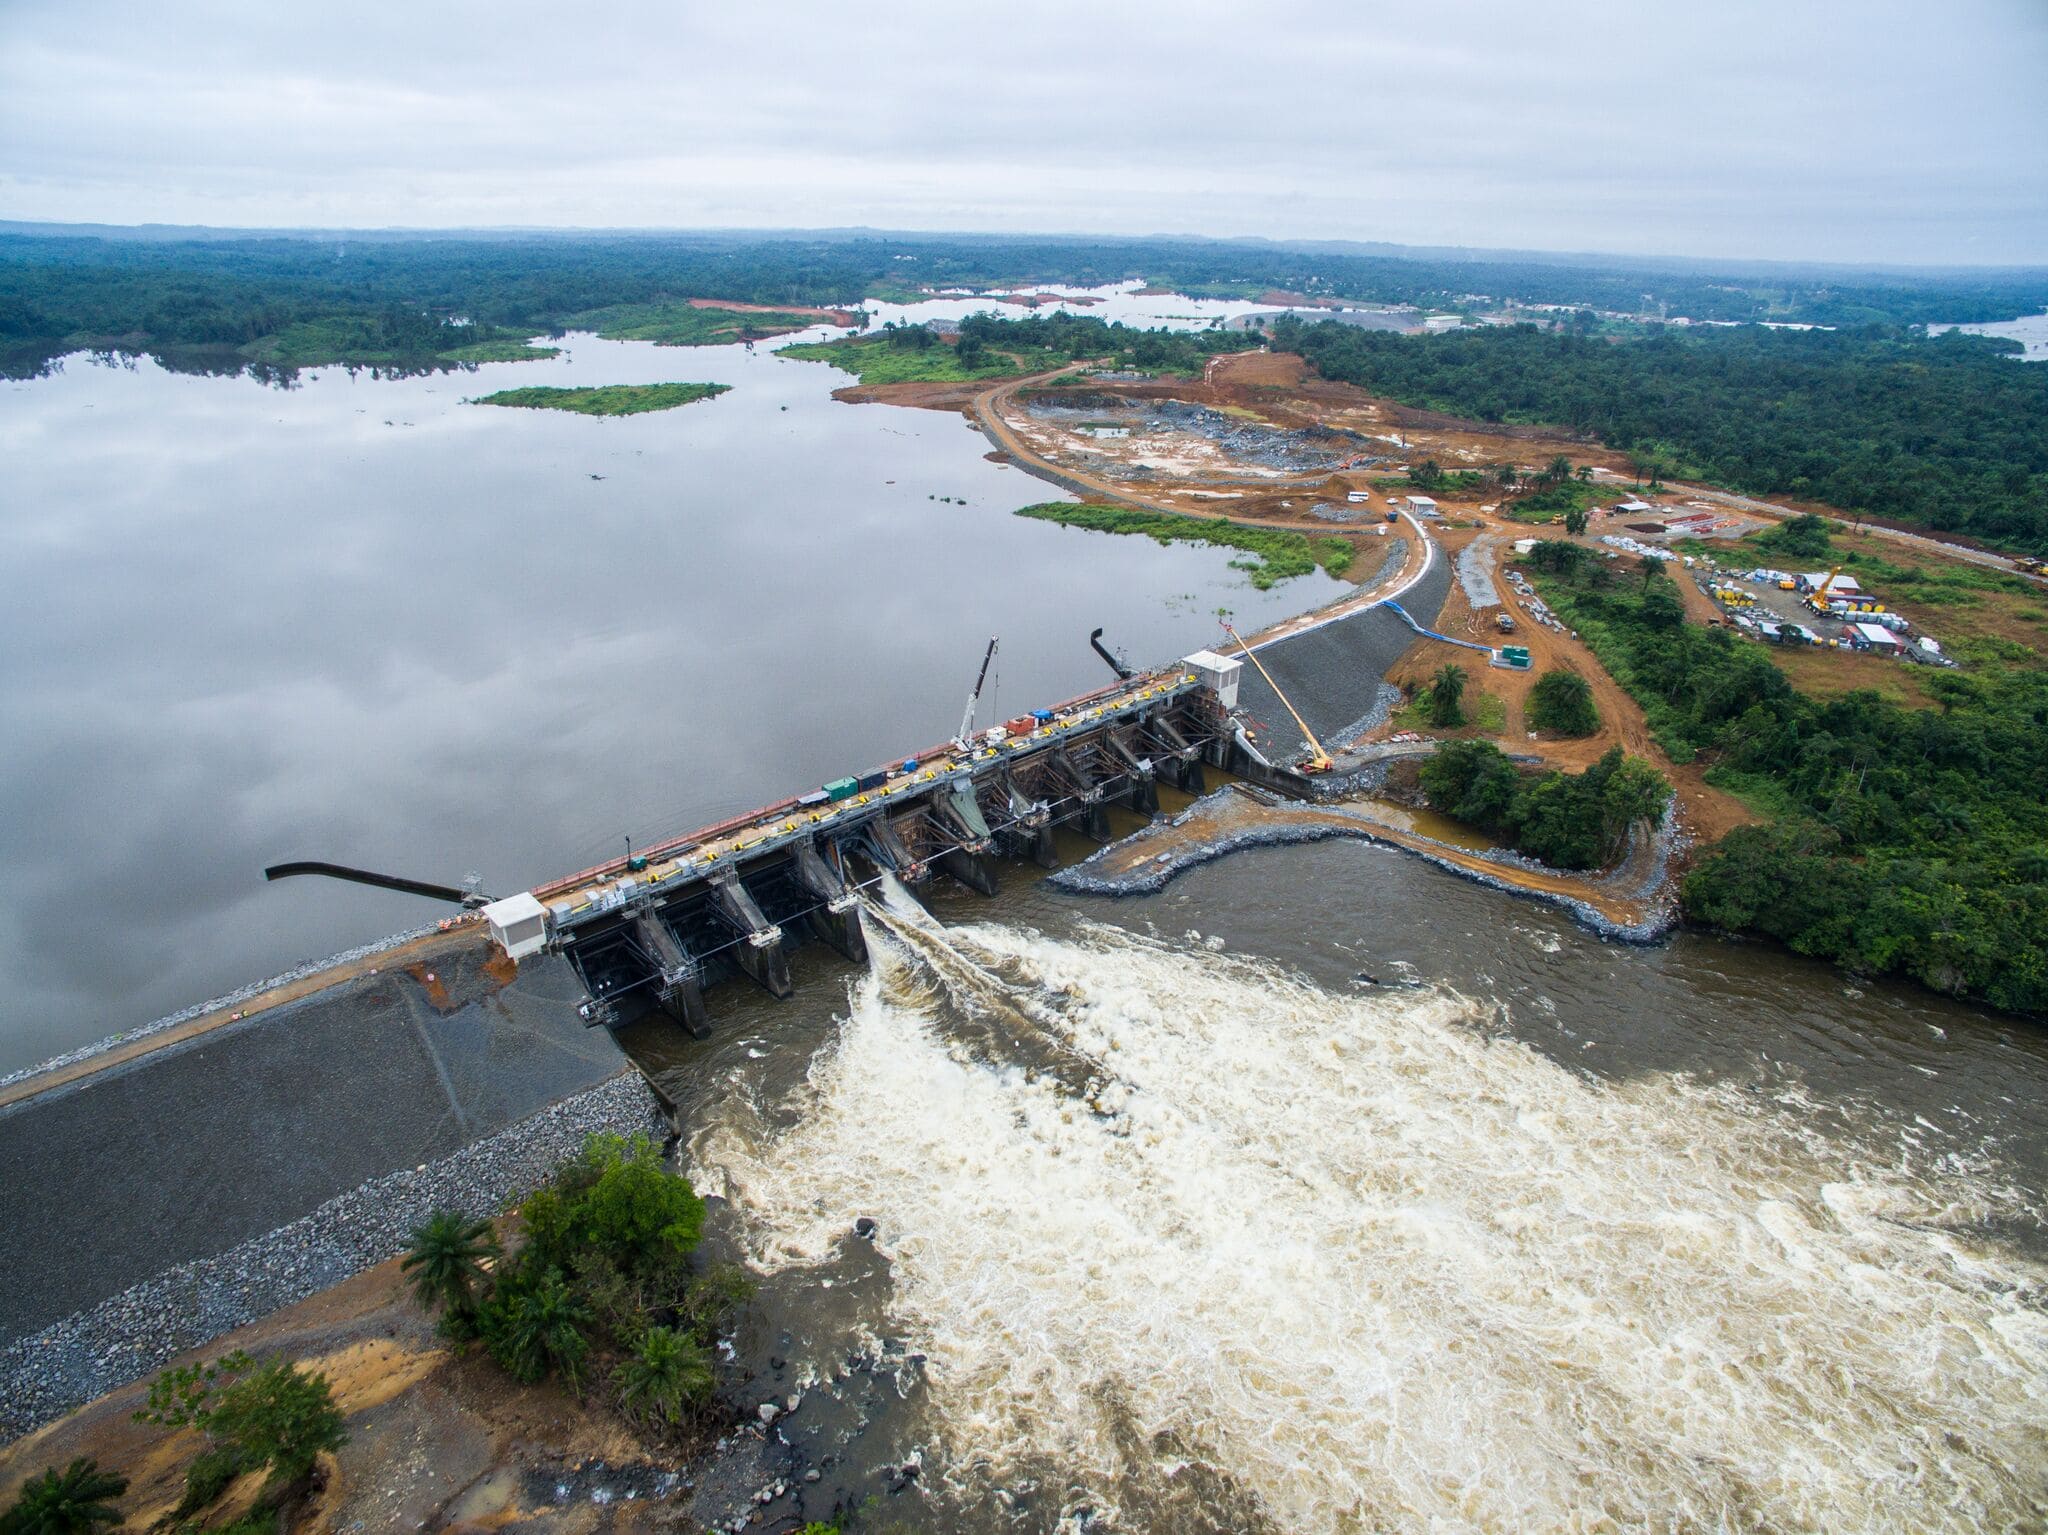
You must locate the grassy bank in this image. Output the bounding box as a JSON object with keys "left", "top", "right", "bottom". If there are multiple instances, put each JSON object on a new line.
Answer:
{"left": 780, "top": 332, "right": 1059, "bottom": 385}
{"left": 1015, "top": 502, "right": 1352, "bottom": 589}
{"left": 571, "top": 301, "right": 837, "bottom": 346}
{"left": 473, "top": 382, "right": 731, "bottom": 416}
{"left": 438, "top": 337, "right": 562, "bottom": 364}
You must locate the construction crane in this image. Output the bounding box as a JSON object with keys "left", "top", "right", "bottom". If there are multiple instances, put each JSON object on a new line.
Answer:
{"left": 1220, "top": 622, "right": 1333, "bottom": 774}
{"left": 953, "top": 635, "right": 999, "bottom": 750}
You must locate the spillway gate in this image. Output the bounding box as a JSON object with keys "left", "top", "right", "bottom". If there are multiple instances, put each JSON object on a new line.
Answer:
{"left": 519, "top": 664, "right": 1241, "bottom": 1033}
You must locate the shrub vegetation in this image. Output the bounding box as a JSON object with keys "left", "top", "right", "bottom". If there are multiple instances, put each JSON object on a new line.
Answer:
{"left": 404, "top": 1133, "right": 744, "bottom": 1435}
{"left": 1419, "top": 739, "right": 1669, "bottom": 870}
{"left": 1015, "top": 502, "right": 1351, "bottom": 588}
{"left": 1527, "top": 670, "right": 1600, "bottom": 736}
{"left": 1, "top": 1458, "right": 127, "bottom": 1534}
{"left": 134, "top": 1350, "right": 348, "bottom": 1521}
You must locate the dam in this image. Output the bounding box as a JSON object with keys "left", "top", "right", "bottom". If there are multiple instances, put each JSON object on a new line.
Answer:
{"left": 0, "top": 536, "right": 1451, "bottom": 1434}
{"left": 521, "top": 656, "right": 1247, "bottom": 1035}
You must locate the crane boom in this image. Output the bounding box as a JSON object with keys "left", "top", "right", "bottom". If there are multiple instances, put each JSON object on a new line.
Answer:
{"left": 1222, "top": 623, "right": 1333, "bottom": 773}
{"left": 954, "top": 635, "right": 999, "bottom": 748}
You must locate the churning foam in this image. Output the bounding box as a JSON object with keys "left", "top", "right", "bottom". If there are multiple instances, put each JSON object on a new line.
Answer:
{"left": 692, "top": 908, "right": 2048, "bottom": 1533}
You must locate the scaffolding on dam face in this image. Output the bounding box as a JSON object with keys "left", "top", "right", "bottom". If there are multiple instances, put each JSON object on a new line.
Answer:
{"left": 510, "top": 654, "right": 1263, "bottom": 1034}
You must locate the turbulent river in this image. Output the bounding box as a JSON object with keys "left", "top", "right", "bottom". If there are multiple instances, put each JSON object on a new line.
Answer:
{"left": 639, "top": 844, "right": 2048, "bottom": 1534}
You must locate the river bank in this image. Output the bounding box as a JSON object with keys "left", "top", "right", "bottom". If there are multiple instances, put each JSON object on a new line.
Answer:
{"left": 0, "top": 1208, "right": 870, "bottom": 1534}
{"left": 1050, "top": 782, "right": 1683, "bottom": 941}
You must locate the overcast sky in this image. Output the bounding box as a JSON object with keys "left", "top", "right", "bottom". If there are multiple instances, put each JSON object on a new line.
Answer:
{"left": 2, "top": 0, "right": 2043, "bottom": 265}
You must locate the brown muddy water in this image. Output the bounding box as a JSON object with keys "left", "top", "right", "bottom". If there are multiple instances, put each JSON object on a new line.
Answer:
{"left": 623, "top": 841, "right": 2048, "bottom": 1534}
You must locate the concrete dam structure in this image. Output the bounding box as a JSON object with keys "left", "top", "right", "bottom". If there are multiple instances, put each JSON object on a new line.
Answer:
{"left": 511, "top": 658, "right": 1251, "bottom": 1035}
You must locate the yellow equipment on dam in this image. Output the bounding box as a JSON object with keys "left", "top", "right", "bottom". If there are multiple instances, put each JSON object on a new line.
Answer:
{"left": 522, "top": 654, "right": 1253, "bottom": 1034}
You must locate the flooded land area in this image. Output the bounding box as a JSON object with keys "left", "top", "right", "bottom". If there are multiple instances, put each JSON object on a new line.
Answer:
{"left": 3, "top": 286, "right": 2046, "bottom": 1533}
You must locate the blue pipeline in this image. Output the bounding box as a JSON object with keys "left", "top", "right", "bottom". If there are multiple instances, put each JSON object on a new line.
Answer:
{"left": 1377, "top": 600, "right": 1497, "bottom": 655}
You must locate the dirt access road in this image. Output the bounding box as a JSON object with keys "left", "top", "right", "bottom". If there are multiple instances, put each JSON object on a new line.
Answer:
{"left": 1382, "top": 510, "right": 1755, "bottom": 847}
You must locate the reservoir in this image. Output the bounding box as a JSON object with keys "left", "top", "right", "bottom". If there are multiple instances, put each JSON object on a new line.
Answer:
{"left": 1928, "top": 309, "right": 2048, "bottom": 361}
{"left": 0, "top": 286, "right": 1310, "bottom": 1073}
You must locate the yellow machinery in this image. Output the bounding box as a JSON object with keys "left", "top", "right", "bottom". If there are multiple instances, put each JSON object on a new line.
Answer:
{"left": 1221, "top": 622, "right": 1333, "bottom": 774}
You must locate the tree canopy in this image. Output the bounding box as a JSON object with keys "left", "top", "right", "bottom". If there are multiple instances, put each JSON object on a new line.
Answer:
{"left": 1419, "top": 739, "right": 1668, "bottom": 870}
{"left": 1273, "top": 317, "right": 2048, "bottom": 550}
{"left": 1523, "top": 540, "right": 2048, "bottom": 1012}
{"left": 6, "top": 227, "right": 2044, "bottom": 381}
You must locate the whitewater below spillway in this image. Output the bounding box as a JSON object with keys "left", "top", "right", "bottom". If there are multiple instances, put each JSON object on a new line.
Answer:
{"left": 690, "top": 894, "right": 2047, "bottom": 1533}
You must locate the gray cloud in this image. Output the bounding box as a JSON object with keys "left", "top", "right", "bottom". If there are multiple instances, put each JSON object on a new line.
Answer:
{"left": 2, "top": 0, "right": 2044, "bottom": 262}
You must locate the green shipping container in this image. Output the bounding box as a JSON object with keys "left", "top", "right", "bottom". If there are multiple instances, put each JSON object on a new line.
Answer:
{"left": 823, "top": 777, "right": 859, "bottom": 801}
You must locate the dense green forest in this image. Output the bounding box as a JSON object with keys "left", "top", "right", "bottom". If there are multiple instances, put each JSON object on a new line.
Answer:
{"left": 1271, "top": 317, "right": 2048, "bottom": 550}
{"left": 1522, "top": 540, "right": 2047, "bottom": 1013}
{"left": 1418, "top": 740, "right": 1669, "bottom": 870}
{"left": 955, "top": 310, "right": 1243, "bottom": 376}
{"left": 4, "top": 227, "right": 2043, "bottom": 381}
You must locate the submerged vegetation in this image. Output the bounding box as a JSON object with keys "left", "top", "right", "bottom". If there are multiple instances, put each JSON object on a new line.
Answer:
{"left": 1523, "top": 538, "right": 2048, "bottom": 1012}
{"left": 1015, "top": 501, "right": 1353, "bottom": 589}
{"left": 1273, "top": 317, "right": 2048, "bottom": 550}
{"left": 472, "top": 381, "right": 729, "bottom": 415}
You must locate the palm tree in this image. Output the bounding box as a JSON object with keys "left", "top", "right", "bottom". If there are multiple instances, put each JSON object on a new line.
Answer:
{"left": 1427, "top": 663, "right": 1467, "bottom": 727}
{"left": 401, "top": 1211, "right": 499, "bottom": 1325}
{"left": 2, "top": 1458, "right": 128, "bottom": 1534}
{"left": 510, "top": 1270, "right": 591, "bottom": 1390}
{"left": 613, "top": 1326, "right": 714, "bottom": 1429}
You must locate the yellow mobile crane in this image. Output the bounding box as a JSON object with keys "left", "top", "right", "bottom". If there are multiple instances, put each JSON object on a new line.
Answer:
{"left": 1221, "top": 622, "right": 1334, "bottom": 774}
{"left": 1804, "top": 565, "right": 1846, "bottom": 615}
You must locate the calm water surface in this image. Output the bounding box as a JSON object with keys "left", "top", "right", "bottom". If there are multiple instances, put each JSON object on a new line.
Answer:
{"left": 1928, "top": 308, "right": 2048, "bottom": 360}
{"left": 0, "top": 287, "right": 1315, "bottom": 1071}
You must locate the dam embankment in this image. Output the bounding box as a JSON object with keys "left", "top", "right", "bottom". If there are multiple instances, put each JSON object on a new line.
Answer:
{"left": 1235, "top": 548, "right": 1452, "bottom": 759}
{"left": 0, "top": 936, "right": 635, "bottom": 1432}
